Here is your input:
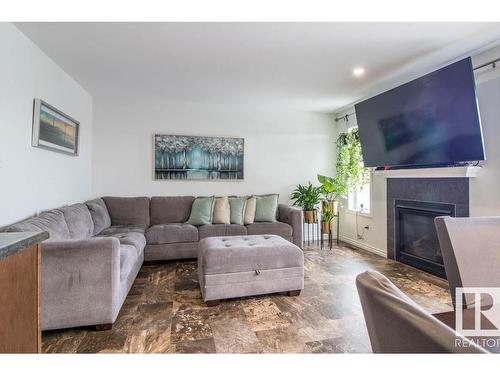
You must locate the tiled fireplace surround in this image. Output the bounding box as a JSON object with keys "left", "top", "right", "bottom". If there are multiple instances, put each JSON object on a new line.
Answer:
{"left": 386, "top": 177, "right": 470, "bottom": 267}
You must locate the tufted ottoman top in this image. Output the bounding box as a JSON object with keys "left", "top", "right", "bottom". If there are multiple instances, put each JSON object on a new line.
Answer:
{"left": 198, "top": 234, "right": 303, "bottom": 275}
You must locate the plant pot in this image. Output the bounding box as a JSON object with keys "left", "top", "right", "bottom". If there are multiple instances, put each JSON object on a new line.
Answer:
{"left": 323, "top": 200, "right": 339, "bottom": 216}
{"left": 321, "top": 221, "right": 332, "bottom": 233}
{"left": 303, "top": 210, "right": 318, "bottom": 224}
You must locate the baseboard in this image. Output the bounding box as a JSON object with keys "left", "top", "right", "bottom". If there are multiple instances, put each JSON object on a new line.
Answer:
{"left": 339, "top": 235, "right": 387, "bottom": 258}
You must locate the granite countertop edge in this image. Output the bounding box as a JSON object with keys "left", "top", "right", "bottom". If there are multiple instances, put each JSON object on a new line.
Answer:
{"left": 0, "top": 231, "right": 49, "bottom": 261}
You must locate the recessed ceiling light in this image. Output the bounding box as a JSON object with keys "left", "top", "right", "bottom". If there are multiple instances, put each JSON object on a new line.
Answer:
{"left": 353, "top": 67, "right": 365, "bottom": 77}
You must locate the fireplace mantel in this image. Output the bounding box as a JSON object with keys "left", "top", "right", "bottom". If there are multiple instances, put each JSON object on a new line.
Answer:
{"left": 373, "top": 166, "right": 481, "bottom": 179}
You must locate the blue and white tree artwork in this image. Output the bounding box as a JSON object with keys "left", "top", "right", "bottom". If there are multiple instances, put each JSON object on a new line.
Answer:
{"left": 154, "top": 134, "right": 244, "bottom": 180}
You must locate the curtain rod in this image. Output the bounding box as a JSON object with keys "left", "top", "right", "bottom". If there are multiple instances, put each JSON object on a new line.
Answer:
{"left": 334, "top": 112, "right": 355, "bottom": 122}
{"left": 334, "top": 57, "right": 500, "bottom": 122}
{"left": 473, "top": 57, "right": 500, "bottom": 71}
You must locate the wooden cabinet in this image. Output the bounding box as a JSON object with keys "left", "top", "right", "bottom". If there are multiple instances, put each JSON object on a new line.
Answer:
{"left": 0, "top": 233, "right": 47, "bottom": 353}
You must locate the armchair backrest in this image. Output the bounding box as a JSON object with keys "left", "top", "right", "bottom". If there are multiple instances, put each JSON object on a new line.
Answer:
{"left": 356, "top": 270, "right": 486, "bottom": 353}
{"left": 435, "top": 216, "right": 500, "bottom": 308}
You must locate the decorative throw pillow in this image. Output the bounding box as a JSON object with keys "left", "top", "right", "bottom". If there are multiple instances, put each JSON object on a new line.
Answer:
{"left": 85, "top": 198, "right": 111, "bottom": 235}
{"left": 244, "top": 196, "right": 257, "bottom": 225}
{"left": 229, "top": 196, "right": 248, "bottom": 225}
{"left": 254, "top": 194, "right": 279, "bottom": 222}
{"left": 213, "top": 197, "right": 230, "bottom": 224}
{"left": 187, "top": 196, "right": 215, "bottom": 226}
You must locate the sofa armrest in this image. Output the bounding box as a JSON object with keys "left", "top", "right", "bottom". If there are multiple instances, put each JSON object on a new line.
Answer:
{"left": 41, "top": 237, "right": 121, "bottom": 330}
{"left": 278, "top": 204, "right": 303, "bottom": 248}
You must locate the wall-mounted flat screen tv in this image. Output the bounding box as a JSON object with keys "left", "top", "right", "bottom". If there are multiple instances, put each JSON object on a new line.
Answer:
{"left": 354, "top": 57, "right": 485, "bottom": 168}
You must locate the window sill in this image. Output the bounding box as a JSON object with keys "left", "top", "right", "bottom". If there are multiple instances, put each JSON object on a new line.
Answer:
{"left": 345, "top": 209, "right": 373, "bottom": 219}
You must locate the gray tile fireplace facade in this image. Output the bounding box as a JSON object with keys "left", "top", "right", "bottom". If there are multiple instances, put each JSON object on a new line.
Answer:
{"left": 387, "top": 177, "right": 470, "bottom": 277}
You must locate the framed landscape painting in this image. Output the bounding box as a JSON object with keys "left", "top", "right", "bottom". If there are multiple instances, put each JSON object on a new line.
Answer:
{"left": 32, "top": 99, "right": 79, "bottom": 156}
{"left": 154, "top": 134, "right": 244, "bottom": 180}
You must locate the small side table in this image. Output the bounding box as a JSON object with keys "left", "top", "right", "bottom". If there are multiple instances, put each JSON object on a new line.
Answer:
{"left": 320, "top": 212, "right": 340, "bottom": 250}
{"left": 303, "top": 217, "right": 320, "bottom": 247}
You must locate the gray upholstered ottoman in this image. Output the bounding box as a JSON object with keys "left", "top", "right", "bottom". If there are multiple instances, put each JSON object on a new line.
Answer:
{"left": 198, "top": 235, "right": 304, "bottom": 305}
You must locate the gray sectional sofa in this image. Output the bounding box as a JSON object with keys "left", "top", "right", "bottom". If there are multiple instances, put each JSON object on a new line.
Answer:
{"left": 4, "top": 196, "right": 302, "bottom": 331}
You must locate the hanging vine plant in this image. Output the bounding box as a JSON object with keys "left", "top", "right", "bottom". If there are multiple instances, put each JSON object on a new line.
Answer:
{"left": 336, "top": 128, "right": 370, "bottom": 190}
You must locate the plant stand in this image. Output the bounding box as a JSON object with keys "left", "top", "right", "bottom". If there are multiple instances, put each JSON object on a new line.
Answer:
{"left": 320, "top": 212, "right": 340, "bottom": 250}
{"left": 302, "top": 216, "right": 320, "bottom": 247}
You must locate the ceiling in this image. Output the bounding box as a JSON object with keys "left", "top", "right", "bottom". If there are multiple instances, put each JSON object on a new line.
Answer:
{"left": 15, "top": 22, "right": 500, "bottom": 113}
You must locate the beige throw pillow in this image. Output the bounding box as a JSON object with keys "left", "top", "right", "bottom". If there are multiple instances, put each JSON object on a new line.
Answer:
{"left": 244, "top": 196, "right": 257, "bottom": 225}
{"left": 213, "top": 197, "right": 230, "bottom": 224}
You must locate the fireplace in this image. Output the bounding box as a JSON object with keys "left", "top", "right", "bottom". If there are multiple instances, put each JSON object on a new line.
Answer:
{"left": 395, "top": 200, "right": 455, "bottom": 278}
{"left": 387, "top": 177, "right": 470, "bottom": 279}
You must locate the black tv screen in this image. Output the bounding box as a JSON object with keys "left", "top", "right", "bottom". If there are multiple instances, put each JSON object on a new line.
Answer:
{"left": 354, "top": 57, "right": 485, "bottom": 168}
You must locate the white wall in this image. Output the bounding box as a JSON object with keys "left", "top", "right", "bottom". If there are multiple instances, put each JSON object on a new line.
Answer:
{"left": 470, "top": 46, "right": 500, "bottom": 216}
{"left": 335, "top": 45, "right": 500, "bottom": 257}
{"left": 0, "top": 24, "right": 93, "bottom": 226}
{"left": 334, "top": 110, "right": 387, "bottom": 257}
{"left": 91, "top": 95, "right": 334, "bottom": 201}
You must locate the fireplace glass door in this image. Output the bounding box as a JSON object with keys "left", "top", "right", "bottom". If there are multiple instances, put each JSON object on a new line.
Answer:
{"left": 395, "top": 200, "right": 455, "bottom": 278}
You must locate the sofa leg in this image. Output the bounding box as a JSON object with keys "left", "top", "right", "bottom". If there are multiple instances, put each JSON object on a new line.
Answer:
{"left": 206, "top": 300, "right": 220, "bottom": 307}
{"left": 95, "top": 323, "right": 113, "bottom": 331}
{"left": 288, "top": 290, "right": 301, "bottom": 297}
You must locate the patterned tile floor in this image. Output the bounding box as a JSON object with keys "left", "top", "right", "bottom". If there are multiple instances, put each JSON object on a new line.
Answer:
{"left": 42, "top": 243, "right": 452, "bottom": 353}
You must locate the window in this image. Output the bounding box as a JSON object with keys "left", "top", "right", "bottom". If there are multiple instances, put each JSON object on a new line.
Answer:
{"left": 348, "top": 176, "right": 371, "bottom": 215}
{"left": 345, "top": 122, "right": 371, "bottom": 215}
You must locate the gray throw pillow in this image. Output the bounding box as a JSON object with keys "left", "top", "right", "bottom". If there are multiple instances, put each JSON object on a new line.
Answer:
{"left": 229, "top": 196, "right": 248, "bottom": 225}
{"left": 187, "top": 196, "right": 215, "bottom": 226}
{"left": 85, "top": 198, "right": 111, "bottom": 235}
{"left": 254, "top": 194, "right": 279, "bottom": 222}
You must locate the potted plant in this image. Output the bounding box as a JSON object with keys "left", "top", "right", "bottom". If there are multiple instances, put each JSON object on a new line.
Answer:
{"left": 317, "top": 128, "right": 370, "bottom": 217}
{"left": 321, "top": 201, "right": 335, "bottom": 233}
{"left": 335, "top": 128, "right": 370, "bottom": 193}
{"left": 291, "top": 182, "right": 322, "bottom": 224}
{"left": 317, "top": 174, "right": 347, "bottom": 217}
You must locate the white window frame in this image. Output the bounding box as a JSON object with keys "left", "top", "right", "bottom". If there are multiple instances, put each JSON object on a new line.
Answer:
{"left": 347, "top": 172, "right": 372, "bottom": 217}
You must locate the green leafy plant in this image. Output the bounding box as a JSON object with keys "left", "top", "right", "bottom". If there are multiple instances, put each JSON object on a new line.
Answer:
{"left": 321, "top": 202, "right": 334, "bottom": 222}
{"left": 291, "top": 182, "right": 322, "bottom": 211}
{"left": 335, "top": 128, "right": 370, "bottom": 190}
{"left": 317, "top": 174, "right": 348, "bottom": 201}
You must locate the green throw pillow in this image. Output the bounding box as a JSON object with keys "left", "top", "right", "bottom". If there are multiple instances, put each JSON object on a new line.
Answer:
{"left": 229, "top": 196, "right": 248, "bottom": 225}
{"left": 254, "top": 194, "right": 278, "bottom": 222}
{"left": 187, "top": 196, "right": 215, "bottom": 226}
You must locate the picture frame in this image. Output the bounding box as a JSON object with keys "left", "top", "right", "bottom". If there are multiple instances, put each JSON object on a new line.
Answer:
{"left": 32, "top": 99, "right": 80, "bottom": 156}
{"left": 153, "top": 134, "right": 244, "bottom": 181}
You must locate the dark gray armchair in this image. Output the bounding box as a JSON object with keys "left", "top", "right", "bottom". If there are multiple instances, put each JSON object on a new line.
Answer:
{"left": 356, "top": 270, "right": 486, "bottom": 353}
{"left": 435, "top": 216, "right": 500, "bottom": 309}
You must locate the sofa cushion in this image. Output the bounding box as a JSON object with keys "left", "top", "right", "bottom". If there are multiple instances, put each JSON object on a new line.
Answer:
{"left": 254, "top": 194, "right": 279, "bottom": 222}
{"left": 246, "top": 222, "right": 292, "bottom": 239}
{"left": 102, "top": 196, "right": 150, "bottom": 227}
{"left": 99, "top": 225, "right": 146, "bottom": 236}
{"left": 198, "top": 224, "right": 247, "bottom": 239}
{"left": 244, "top": 196, "right": 256, "bottom": 225}
{"left": 5, "top": 209, "right": 70, "bottom": 241}
{"left": 150, "top": 196, "right": 195, "bottom": 225}
{"left": 85, "top": 198, "right": 111, "bottom": 235}
{"left": 120, "top": 244, "right": 139, "bottom": 282}
{"left": 213, "top": 197, "right": 230, "bottom": 224}
{"left": 229, "top": 196, "right": 247, "bottom": 225}
{"left": 60, "top": 203, "right": 94, "bottom": 239}
{"left": 98, "top": 226, "right": 146, "bottom": 255}
{"left": 187, "top": 197, "right": 215, "bottom": 226}
{"left": 145, "top": 223, "right": 199, "bottom": 245}
{"left": 103, "top": 232, "right": 146, "bottom": 254}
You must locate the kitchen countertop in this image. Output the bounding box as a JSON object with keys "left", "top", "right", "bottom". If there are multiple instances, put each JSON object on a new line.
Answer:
{"left": 0, "top": 232, "right": 49, "bottom": 261}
